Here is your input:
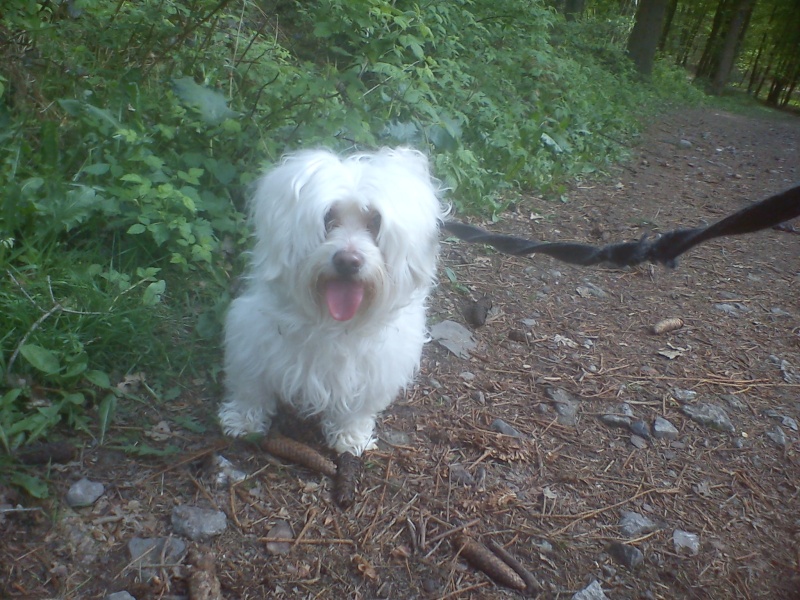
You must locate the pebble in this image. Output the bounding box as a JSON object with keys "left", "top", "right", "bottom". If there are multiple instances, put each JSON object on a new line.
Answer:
{"left": 630, "top": 435, "right": 648, "bottom": 449}
{"left": 379, "top": 429, "right": 411, "bottom": 446}
{"left": 214, "top": 455, "right": 247, "bottom": 487}
{"left": 681, "top": 403, "right": 735, "bottom": 433}
{"left": 721, "top": 394, "right": 746, "bottom": 411}
{"left": 547, "top": 387, "right": 579, "bottom": 427}
{"left": 171, "top": 505, "right": 228, "bottom": 541}
{"left": 105, "top": 593, "right": 135, "bottom": 600}
{"left": 619, "top": 511, "right": 659, "bottom": 537}
{"left": 448, "top": 464, "right": 475, "bottom": 486}
{"left": 600, "top": 414, "right": 631, "bottom": 428}
{"left": 66, "top": 478, "right": 105, "bottom": 508}
{"left": 490, "top": 418, "right": 523, "bottom": 438}
{"left": 671, "top": 388, "right": 697, "bottom": 403}
{"left": 572, "top": 580, "right": 609, "bottom": 600}
{"left": 678, "top": 139, "right": 692, "bottom": 149}
{"left": 652, "top": 416, "right": 679, "bottom": 440}
{"left": 629, "top": 419, "right": 651, "bottom": 439}
{"left": 766, "top": 426, "right": 787, "bottom": 447}
{"left": 608, "top": 541, "right": 644, "bottom": 569}
{"left": 672, "top": 530, "right": 700, "bottom": 556}
{"left": 128, "top": 537, "right": 187, "bottom": 581}
{"left": 763, "top": 409, "right": 799, "bottom": 432}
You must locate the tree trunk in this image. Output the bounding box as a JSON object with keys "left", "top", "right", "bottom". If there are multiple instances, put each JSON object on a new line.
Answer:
{"left": 710, "top": 0, "right": 756, "bottom": 95}
{"left": 695, "top": 0, "right": 733, "bottom": 80}
{"left": 564, "top": 0, "right": 586, "bottom": 21}
{"left": 658, "top": 0, "right": 680, "bottom": 51}
{"left": 627, "top": 0, "right": 671, "bottom": 76}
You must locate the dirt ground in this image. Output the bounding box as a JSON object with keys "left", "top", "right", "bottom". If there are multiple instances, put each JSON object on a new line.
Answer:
{"left": 2, "top": 107, "right": 800, "bottom": 600}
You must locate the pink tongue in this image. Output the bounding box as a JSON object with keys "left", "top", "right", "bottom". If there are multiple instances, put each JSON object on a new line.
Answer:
{"left": 325, "top": 279, "right": 365, "bottom": 321}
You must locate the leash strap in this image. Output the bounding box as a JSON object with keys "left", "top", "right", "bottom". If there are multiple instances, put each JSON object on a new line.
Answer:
{"left": 442, "top": 183, "right": 800, "bottom": 268}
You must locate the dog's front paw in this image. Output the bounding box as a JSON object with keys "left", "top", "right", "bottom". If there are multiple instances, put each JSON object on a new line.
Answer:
{"left": 326, "top": 418, "right": 378, "bottom": 456}
{"left": 218, "top": 402, "right": 269, "bottom": 437}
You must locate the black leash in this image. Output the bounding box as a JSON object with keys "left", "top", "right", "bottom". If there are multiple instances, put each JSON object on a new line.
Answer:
{"left": 442, "top": 183, "right": 800, "bottom": 268}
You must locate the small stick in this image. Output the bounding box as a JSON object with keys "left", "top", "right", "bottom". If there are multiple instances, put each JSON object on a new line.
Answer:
{"left": 454, "top": 535, "right": 526, "bottom": 591}
{"left": 427, "top": 518, "right": 482, "bottom": 545}
{"left": 256, "top": 537, "right": 355, "bottom": 546}
{"left": 259, "top": 433, "right": 337, "bottom": 477}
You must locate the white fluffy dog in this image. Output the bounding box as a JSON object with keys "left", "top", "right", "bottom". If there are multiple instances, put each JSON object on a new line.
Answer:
{"left": 219, "top": 147, "right": 448, "bottom": 456}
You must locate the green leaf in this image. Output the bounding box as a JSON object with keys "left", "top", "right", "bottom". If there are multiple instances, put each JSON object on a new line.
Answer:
{"left": 11, "top": 472, "right": 49, "bottom": 498}
{"left": 82, "top": 163, "right": 110, "bottom": 176}
{"left": 127, "top": 223, "right": 147, "bottom": 235}
{"left": 85, "top": 370, "right": 111, "bottom": 389}
{"left": 173, "top": 415, "right": 206, "bottom": 433}
{"left": 97, "top": 392, "right": 117, "bottom": 444}
{"left": 171, "top": 77, "right": 239, "bottom": 126}
{"left": 19, "top": 345, "right": 61, "bottom": 375}
{"left": 142, "top": 280, "right": 166, "bottom": 306}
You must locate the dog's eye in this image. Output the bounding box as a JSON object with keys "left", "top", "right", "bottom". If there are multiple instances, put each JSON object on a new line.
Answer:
{"left": 368, "top": 212, "right": 382, "bottom": 237}
{"left": 324, "top": 209, "right": 337, "bottom": 233}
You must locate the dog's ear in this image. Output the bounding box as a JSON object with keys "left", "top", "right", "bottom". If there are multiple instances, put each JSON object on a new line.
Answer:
{"left": 247, "top": 151, "right": 342, "bottom": 281}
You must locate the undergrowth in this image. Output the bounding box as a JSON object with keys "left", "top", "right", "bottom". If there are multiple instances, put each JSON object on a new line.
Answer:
{"left": 0, "top": 0, "right": 705, "bottom": 495}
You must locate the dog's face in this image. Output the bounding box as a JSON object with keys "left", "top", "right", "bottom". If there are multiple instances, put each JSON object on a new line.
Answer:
{"left": 248, "top": 148, "right": 447, "bottom": 323}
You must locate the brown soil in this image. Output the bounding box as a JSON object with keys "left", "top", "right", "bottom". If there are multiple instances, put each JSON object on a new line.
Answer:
{"left": 3, "top": 107, "right": 800, "bottom": 600}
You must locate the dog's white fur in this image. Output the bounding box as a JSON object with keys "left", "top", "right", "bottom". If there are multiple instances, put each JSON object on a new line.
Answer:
{"left": 219, "top": 147, "right": 448, "bottom": 455}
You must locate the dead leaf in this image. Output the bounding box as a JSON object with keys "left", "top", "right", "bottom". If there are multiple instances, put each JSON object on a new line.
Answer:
{"left": 351, "top": 553, "right": 379, "bottom": 581}
{"left": 430, "top": 320, "right": 477, "bottom": 358}
{"left": 264, "top": 520, "right": 294, "bottom": 555}
{"left": 144, "top": 420, "right": 171, "bottom": 441}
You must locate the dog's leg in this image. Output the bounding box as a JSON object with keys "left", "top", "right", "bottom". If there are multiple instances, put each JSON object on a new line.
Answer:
{"left": 322, "top": 414, "right": 378, "bottom": 456}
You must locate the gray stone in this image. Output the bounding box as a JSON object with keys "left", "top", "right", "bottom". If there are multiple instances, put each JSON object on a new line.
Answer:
{"left": 608, "top": 541, "right": 644, "bottom": 569}
{"left": 127, "top": 537, "right": 187, "bottom": 581}
{"left": 105, "top": 593, "right": 136, "bottom": 600}
{"left": 379, "top": 429, "right": 411, "bottom": 447}
{"left": 653, "top": 416, "right": 679, "bottom": 440}
{"left": 763, "top": 409, "right": 799, "bottom": 432}
{"left": 600, "top": 414, "right": 631, "bottom": 428}
{"left": 630, "top": 419, "right": 651, "bottom": 439}
{"left": 171, "top": 505, "right": 227, "bottom": 541}
{"left": 681, "top": 403, "right": 735, "bottom": 433}
{"left": 572, "top": 580, "right": 609, "bottom": 600}
{"left": 630, "top": 434, "right": 648, "bottom": 449}
{"left": 547, "top": 388, "right": 579, "bottom": 427}
{"left": 66, "top": 478, "right": 105, "bottom": 508}
{"left": 766, "top": 426, "right": 787, "bottom": 447}
{"left": 721, "top": 394, "right": 746, "bottom": 411}
{"left": 619, "top": 511, "right": 659, "bottom": 537}
{"left": 448, "top": 464, "right": 475, "bottom": 486}
{"left": 671, "top": 388, "right": 697, "bottom": 403}
{"left": 490, "top": 419, "right": 522, "bottom": 438}
{"left": 673, "top": 530, "right": 700, "bottom": 556}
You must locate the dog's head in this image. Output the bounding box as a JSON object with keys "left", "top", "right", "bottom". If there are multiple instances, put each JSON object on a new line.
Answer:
{"left": 247, "top": 147, "right": 448, "bottom": 323}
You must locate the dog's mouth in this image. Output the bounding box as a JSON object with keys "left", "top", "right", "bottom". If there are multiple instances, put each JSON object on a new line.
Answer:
{"left": 324, "top": 278, "right": 365, "bottom": 321}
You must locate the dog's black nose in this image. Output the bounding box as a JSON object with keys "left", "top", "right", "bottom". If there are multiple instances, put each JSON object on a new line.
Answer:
{"left": 332, "top": 250, "right": 363, "bottom": 277}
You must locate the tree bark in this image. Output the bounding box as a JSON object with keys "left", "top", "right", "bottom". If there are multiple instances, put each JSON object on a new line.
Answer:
{"left": 564, "top": 0, "right": 586, "bottom": 21}
{"left": 658, "top": 0, "right": 680, "bottom": 51}
{"left": 710, "top": 0, "right": 757, "bottom": 95}
{"left": 627, "top": 0, "right": 671, "bottom": 76}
